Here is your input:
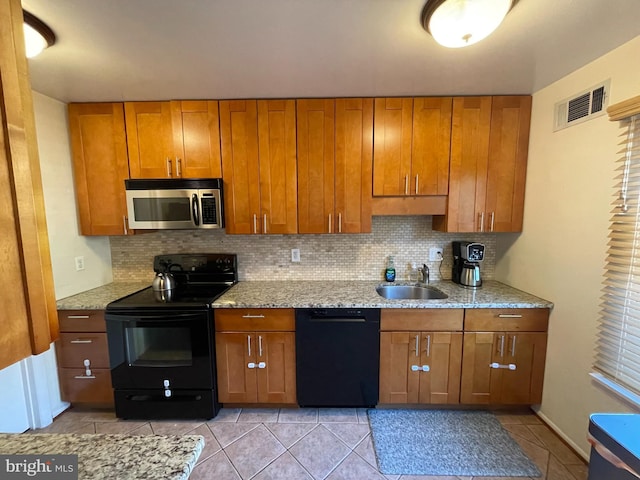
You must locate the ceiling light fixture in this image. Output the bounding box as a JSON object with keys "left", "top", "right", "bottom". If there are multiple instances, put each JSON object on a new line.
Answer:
{"left": 22, "top": 10, "right": 56, "bottom": 58}
{"left": 421, "top": 0, "right": 514, "bottom": 48}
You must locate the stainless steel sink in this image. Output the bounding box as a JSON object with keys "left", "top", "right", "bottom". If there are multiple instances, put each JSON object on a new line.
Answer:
{"left": 376, "top": 284, "right": 448, "bottom": 300}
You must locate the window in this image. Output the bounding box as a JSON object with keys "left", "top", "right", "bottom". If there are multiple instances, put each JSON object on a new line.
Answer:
{"left": 594, "top": 100, "right": 640, "bottom": 401}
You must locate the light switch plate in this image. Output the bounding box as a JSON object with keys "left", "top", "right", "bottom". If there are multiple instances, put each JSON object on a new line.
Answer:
{"left": 291, "top": 249, "right": 300, "bottom": 262}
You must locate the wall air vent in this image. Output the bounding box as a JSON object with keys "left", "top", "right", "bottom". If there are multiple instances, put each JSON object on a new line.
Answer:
{"left": 553, "top": 79, "right": 610, "bottom": 132}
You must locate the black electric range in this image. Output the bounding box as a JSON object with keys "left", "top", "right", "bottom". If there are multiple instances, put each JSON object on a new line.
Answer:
{"left": 107, "top": 253, "right": 237, "bottom": 310}
{"left": 105, "top": 253, "right": 237, "bottom": 420}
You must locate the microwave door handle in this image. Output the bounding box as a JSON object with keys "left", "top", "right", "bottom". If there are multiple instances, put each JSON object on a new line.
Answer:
{"left": 192, "top": 194, "right": 200, "bottom": 226}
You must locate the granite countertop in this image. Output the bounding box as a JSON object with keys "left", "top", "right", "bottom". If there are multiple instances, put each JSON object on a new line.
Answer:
{"left": 56, "top": 282, "right": 150, "bottom": 310}
{"left": 212, "top": 280, "right": 553, "bottom": 309}
{"left": 55, "top": 279, "right": 552, "bottom": 311}
{"left": 0, "top": 433, "right": 204, "bottom": 480}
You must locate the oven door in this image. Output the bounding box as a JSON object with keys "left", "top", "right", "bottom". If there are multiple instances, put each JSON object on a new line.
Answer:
{"left": 105, "top": 310, "right": 214, "bottom": 390}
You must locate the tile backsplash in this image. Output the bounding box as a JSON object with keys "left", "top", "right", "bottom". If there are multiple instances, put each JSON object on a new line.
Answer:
{"left": 110, "top": 216, "right": 496, "bottom": 282}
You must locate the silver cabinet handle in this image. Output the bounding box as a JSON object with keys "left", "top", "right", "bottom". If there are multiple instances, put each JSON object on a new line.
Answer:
{"left": 242, "top": 314, "right": 265, "bottom": 318}
{"left": 498, "top": 314, "right": 523, "bottom": 318}
{"left": 66, "top": 315, "right": 90, "bottom": 319}
{"left": 425, "top": 334, "right": 431, "bottom": 357}
{"left": 166, "top": 158, "right": 172, "bottom": 177}
{"left": 510, "top": 335, "right": 517, "bottom": 356}
{"left": 415, "top": 335, "right": 420, "bottom": 357}
{"left": 123, "top": 215, "right": 128, "bottom": 235}
{"left": 253, "top": 214, "right": 257, "bottom": 234}
{"left": 415, "top": 174, "right": 419, "bottom": 195}
{"left": 74, "top": 375, "right": 96, "bottom": 379}
{"left": 263, "top": 214, "right": 267, "bottom": 234}
{"left": 247, "top": 335, "right": 251, "bottom": 357}
{"left": 499, "top": 334, "right": 505, "bottom": 358}
{"left": 405, "top": 175, "right": 409, "bottom": 195}
{"left": 258, "top": 335, "right": 263, "bottom": 357}
{"left": 70, "top": 339, "right": 92, "bottom": 344}
{"left": 328, "top": 213, "right": 332, "bottom": 233}
{"left": 480, "top": 212, "right": 485, "bottom": 232}
{"left": 490, "top": 211, "right": 495, "bottom": 232}
{"left": 338, "top": 213, "right": 342, "bottom": 233}
{"left": 176, "top": 158, "right": 182, "bottom": 177}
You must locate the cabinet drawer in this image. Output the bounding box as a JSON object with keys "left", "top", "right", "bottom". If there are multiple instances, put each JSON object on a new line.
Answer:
{"left": 215, "top": 308, "right": 295, "bottom": 331}
{"left": 381, "top": 309, "right": 463, "bottom": 331}
{"left": 56, "top": 333, "right": 110, "bottom": 368}
{"left": 58, "top": 310, "right": 106, "bottom": 332}
{"left": 464, "top": 308, "right": 549, "bottom": 332}
{"left": 58, "top": 368, "right": 113, "bottom": 404}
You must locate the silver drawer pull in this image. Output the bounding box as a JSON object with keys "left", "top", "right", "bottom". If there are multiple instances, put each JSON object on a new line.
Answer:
{"left": 73, "top": 375, "right": 96, "bottom": 379}
{"left": 242, "top": 314, "right": 265, "bottom": 318}
{"left": 70, "top": 339, "right": 93, "bottom": 344}
{"left": 66, "top": 315, "right": 90, "bottom": 319}
{"left": 498, "top": 314, "right": 523, "bottom": 318}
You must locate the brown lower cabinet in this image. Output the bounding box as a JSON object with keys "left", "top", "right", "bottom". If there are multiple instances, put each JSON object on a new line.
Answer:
{"left": 379, "top": 309, "right": 464, "bottom": 405}
{"left": 215, "top": 309, "right": 296, "bottom": 404}
{"left": 460, "top": 308, "right": 549, "bottom": 404}
{"left": 380, "top": 307, "right": 549, "bottom": 406}
{"left": 56, "top": 310, "right": 113, "bottom": 405}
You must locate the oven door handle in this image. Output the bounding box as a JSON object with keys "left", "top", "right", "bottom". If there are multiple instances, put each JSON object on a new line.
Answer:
{"left": 105, "top": 313, "right": 204, "bottom": 323}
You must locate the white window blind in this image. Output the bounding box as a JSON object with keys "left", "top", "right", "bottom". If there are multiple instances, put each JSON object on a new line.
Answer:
{"left": 595, "top": 113, "right": 640, "bottom": 396}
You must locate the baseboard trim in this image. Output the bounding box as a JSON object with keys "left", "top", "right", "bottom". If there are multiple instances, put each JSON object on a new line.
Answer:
{"left": 534, "top": 409, "right": 589, "bottom": 462}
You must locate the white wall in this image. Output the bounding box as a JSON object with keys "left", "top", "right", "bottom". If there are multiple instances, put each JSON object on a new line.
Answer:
{"left": 32, "top": 91, "right": 113, "bottom": 299}
{"left": 495, "top": 35, "right": 640, "bottom": 457}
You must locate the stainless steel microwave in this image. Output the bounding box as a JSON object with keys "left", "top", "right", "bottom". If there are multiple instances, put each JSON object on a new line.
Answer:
{"left": 125, "top": 178, "right": 224, "bottom": 230}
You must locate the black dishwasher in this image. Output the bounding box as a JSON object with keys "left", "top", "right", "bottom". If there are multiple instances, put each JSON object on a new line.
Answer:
{"left": 295, "top": 308, "right": 380, "bottom": 407}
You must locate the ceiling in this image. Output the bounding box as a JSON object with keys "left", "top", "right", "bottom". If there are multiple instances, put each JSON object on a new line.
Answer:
{"left": 22, "top": 0, "right": 640, "bottom": 103}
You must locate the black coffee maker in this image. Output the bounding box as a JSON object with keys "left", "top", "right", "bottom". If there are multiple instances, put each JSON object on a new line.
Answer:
{"left": 452, "top": 241, "right": 485, "bottom": 288}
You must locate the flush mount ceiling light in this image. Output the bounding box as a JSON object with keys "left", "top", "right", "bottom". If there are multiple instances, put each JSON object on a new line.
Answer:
{"left": 22, "top": 10, "right": 56, "bottom": 58}
{"left": 421, "top": 0, "right": 514, "bottom": 48}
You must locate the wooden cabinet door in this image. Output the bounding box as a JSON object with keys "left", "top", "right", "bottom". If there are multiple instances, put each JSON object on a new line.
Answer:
{"left": 436, "top": 97, "right": 492, "bottom": 232}
{"left": 170, "top": 100, "right": 222, "bottom": 179}
{"left": 68, "top": 103, "right": 131, "bottom": 235}
{"left": 460, "top": 332, "right": 496, "bottom": 404}
{"left": 215, "top": 332, "right": 257, "bottom": 403}
{"left": 411, "top": 97, "right": 452, "bottom": 196}
{"left": 418, "top": 332, "right": 462, "bottom": 404}
{"left": 256, "top": 332, "right": 296, "bottom": 404}
{"left": 485, "top": 96, "right": 532, "bottom": 232}
{"left": 125, "top": 102, "right": 174, "bottom": 178}
{"left": 220, "top": 100, "right": 261, "bottom": 234}
{"left": 257, "top": 100, "right": 298, "bottom": 234}
{"left": 335, "top": 98, "right": 373, "bottom": 233}
{"left": 297, "top": 99, "right": 335, "bottom": 233}
{"left": 379, "top": 332, "right": 420, "bottom": 404}
{"left": 373, "top": 98, "right": 413, "bottom": 196}
{"left": 499, "top": 332, "right": 547, "bottom": 404}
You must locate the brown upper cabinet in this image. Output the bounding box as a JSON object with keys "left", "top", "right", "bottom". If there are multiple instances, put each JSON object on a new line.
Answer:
{"left": 219, "top": 99, "right": 298, "bottom": 234}
{"left": 373, "top": 97, "right": 452, "bottom": 197}
{"left": 297, "top": 98, "right": 373, "bottom": 234}
{"left": 125, "top": 100, "right": 222, "bottom": 179}
{"left": 68, "top": 103, "right": 132, "bottom": 235}
{"left": 433, "top": 95, "right": 532, "bottom": 232}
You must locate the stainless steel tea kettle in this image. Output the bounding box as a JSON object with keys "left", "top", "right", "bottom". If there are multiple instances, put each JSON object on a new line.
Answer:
{"left": 152, "top": 262, "right": 177, "bottom": 297}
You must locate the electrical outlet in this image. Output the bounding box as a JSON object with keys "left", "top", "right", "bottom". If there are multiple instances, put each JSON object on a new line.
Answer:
{"left": 429, "top": 247, "right": 443, "bottom": 262}
{"left": 291, "top": 248, "right": 301, "bottom": 262}
{"left": 75, "top": 256, "right": 85, "bottom": 271}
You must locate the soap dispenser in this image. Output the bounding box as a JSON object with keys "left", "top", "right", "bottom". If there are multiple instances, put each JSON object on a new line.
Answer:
{"left": 385, "top": 256, "right": 396, "bottom": 282}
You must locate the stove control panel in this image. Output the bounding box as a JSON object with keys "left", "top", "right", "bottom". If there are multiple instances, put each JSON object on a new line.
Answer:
{"left": 153, "top": 253, "right": 238, "bottom": 283}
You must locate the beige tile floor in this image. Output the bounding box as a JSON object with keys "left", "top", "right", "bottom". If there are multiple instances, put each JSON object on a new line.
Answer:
{"left": 30, "top": 407, "right": 588, "bottom": 480}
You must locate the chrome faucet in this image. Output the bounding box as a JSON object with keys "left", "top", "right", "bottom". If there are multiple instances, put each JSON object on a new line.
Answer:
{"left": 418, "top": 264, "right": 429, "bottom": 285}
